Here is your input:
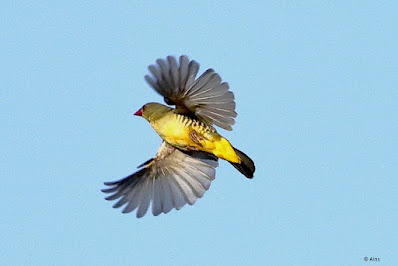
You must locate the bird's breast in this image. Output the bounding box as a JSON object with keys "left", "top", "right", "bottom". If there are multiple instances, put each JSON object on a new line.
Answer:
{"left": 149, "top": 112, "right": 239, "bottom": 162}
{"left": 150, "top": 113, "right": 216, "bottom": 150}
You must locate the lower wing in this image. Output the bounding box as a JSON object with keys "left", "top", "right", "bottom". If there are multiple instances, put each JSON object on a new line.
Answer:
{"left": 102, "top": 142, "right": 219, "bottom": 218}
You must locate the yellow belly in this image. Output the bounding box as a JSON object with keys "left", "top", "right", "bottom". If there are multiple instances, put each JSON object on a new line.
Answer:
{"left": 151, "top": 114, "right": 240, "bottom": 163}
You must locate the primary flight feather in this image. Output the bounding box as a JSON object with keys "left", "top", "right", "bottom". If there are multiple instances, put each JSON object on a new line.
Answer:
{"left": 102, "top": 55, "right": 255, "bottom": 218}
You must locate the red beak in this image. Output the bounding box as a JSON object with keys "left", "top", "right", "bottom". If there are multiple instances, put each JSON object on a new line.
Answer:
{"left": 134, "top": 108, "right": 143, "bottom": 116}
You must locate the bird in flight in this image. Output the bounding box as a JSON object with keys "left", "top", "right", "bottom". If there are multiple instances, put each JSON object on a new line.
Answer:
{"left": 102, "top": 55, "right": 255, "bottom": 218}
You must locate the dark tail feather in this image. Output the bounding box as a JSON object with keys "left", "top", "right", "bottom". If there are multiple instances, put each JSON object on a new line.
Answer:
{"left": 229, "top": 148, "right": 255, "bottom": 179}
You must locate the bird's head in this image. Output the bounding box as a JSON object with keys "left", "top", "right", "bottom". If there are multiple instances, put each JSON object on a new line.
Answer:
{"left": 134, "top": 102, "right": 173, "bottom": 122}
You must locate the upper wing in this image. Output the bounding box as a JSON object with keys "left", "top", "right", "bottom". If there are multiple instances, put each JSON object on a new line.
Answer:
{"left": 102, "top": 142, "right": 219, "bottom": 218}
{"left": 144, "top": 55, "right": 237, "bottom": 131}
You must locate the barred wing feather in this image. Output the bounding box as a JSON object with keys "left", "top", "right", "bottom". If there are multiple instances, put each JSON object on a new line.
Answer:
{"left": 102, "top": 142, "right": 218, "bottom": 218}
{"left": 144, "top": 55, "right": 237, "bottom": 130}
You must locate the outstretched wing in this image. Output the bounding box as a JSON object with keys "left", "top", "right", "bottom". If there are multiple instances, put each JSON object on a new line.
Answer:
{"left": 102, "top": 142, "right": 219, "bottom": 218}
{"left": 144, "top": 55, "right": 237, "bottom": 131}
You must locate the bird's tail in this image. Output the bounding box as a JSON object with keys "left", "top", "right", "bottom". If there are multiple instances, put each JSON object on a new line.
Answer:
{"left": 229, "top": 147, "right": 255, "bottom": 179}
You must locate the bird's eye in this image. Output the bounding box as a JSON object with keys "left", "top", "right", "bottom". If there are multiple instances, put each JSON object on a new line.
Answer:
{"left": 142, "top": 106, "right": 146, "bottom": 111}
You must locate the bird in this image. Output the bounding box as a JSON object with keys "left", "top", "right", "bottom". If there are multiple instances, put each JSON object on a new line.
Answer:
{"left": 102, "top": 55, "right": 255, "bottom": 218}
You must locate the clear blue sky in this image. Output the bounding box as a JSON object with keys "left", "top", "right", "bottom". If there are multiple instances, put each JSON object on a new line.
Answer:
{"left": 1, "top": 1, "right": 397, "bottom": 265}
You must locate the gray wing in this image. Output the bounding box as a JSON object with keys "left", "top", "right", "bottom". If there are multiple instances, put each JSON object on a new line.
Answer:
{"left": 102, "top": 142, "right": 219, "bottom": 218}
{"left": 144, "top": 55, "right": 237, "bottom": 131}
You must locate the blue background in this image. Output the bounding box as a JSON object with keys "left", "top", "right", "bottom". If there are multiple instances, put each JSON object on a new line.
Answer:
{"left": 1, "top": 1, "right": 397, "bottom": 265}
